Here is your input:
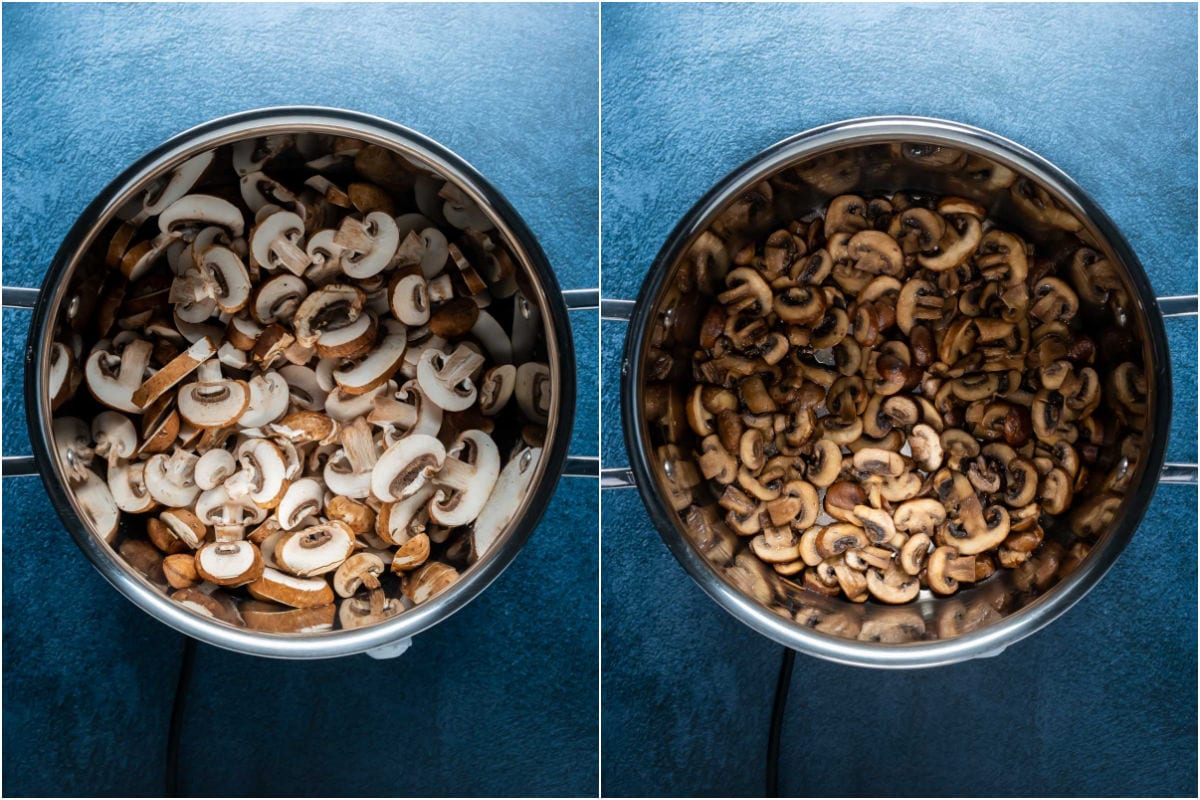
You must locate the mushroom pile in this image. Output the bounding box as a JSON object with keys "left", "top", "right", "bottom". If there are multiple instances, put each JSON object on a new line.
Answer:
{"left": 50, "top": 134, "right": 550, "bottom": 633}
{"left": 689, "top": 192, "right": 1141, "bottom": 604}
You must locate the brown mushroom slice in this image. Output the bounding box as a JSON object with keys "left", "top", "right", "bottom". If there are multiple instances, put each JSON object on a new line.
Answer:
{"left": 160, "top": 507, "right": 208, "bottom": 550}
{"left": 292, "top": 284, "right": 367, "bottom": 348}
{"left": 926, "top": 546, "right": 978, "bottom": 595}
{"left": 893, "top": 498, "right": 946, "bottom": 538}
{"left": 471, "top": 445, "right": 541, "bottom": 559}
{"left": 917, "top": 213, "right": 981, "bottom": 271}
{"left": 852, "top": 447, "right": 904, "bottom": 478}
{"left": 390, "top": 532, "right": 432, "bottom": 572}
{"left": 226, "top": 438, "right": 290, "bottom": 509}
{"left": 750, "top": 528, "right": 801, "bottom": 563}
{"left": 867, "top": 564, "right": 920, "bottom": 604}
{"left": 194, "top": 540, "right": 263, "bottom": 587}
{"left": 171, "top": 587, "right": 244, "bottom": 626}
{"left": 86, "top": 338, "right": 154, "bottom": 413}
{"left": 162, "top": 553, "right": 199, "bottom": 588}
{"left": 251, "top": 273, "right": 308, "bottom": 325}
{"left": 334, "top": 212, "right": 400, "bottom": 279}
{"left": 404, "top": 561, "right": 460, "bottom": 605}
{"left": 247, "top": 567, "right": 335, "bottom": 609}
{"left": 377, "top": 484, "right": 436, "bottom": 546}
{"left": 243, "top": 601, "right": 336, "bottom": 633}
{"left": 417, "top": 344, "right": 487, "bottom": 412}
{"left": 429, "top": 430, "right": 501, "bottom": 527}
{"left": 332, "top": 552, "right": 387, "bottom": 599}
{"left": 131, "top": 336, "right": 217, "bottom": 410}
{"left": 815, "top": 524, "right": 870, "bottom": 558}
{"left": 852, "top": 504, "right": 896, "bottom": 544}
{"left": 76, "top": 468, "right": 121, "bottom": 543}
{"left": 847, "top": 229, "right": 904, "bottom": 276}
{"left": 159, "top": 194, "right": 245, "bottom": 240}
{"left": 372, "top": 434, "right": 447, "bottom": 502}
{"left": 765, "top": 480, "right": 819, "bottom": 529}
{"left": 275, "top": 477, "right": 325, "bottom": 530}
{"left": 339, "top": 594, "right": 404, "bottom": 629}
{"left": 248, "top": 210, "right": 309, "bottom": 276}
{"left": 274, "top": 522, "right": 356, "bottom": 577}
{"left": 332, "top": 322, "right": 407, "bottom": 395}
{"left": 898, "top": 532, "right": 933, "bottom": 576}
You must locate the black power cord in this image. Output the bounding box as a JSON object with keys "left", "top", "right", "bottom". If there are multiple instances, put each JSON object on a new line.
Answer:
{"left": 165, "top": 636, "right": 197, "bottom": 797}
{"left": 766, "top": 647, "right": 796, "bottom": 798}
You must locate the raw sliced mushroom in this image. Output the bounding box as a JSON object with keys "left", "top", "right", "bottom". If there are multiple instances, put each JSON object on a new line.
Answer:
{"left": 274, "top": 522, "right": 356, "bottom": 577}
{"left": 247, "top": 567, "right": 335, "bottom": 608}
{"left": 371, "top": 434, "right": 446, "bottom": 502}
{"left": 429, "top": 430, "right": 500, "bottom": 527}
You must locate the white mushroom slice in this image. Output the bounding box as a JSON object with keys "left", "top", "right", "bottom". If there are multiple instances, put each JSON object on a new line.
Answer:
{"left": 225, "top": 315, "right": 263, "bottom": 351}
{"left": 251, "top": 273, "right": 308, "bottom": 325}
{"left": 276, "top": 478, "right": 326, "bottom": 530}
{"left": 332, "top": 552, "right": 386, "bottom": 598}
{"left": 332, "top": 323, "right": 407, "bottom": 395}
{"left": 169, "top": 270, "right": 218, "bottom": 323}
{"left": 250, "top": 210, "right": 310, "bottom": 276}
{"left": 240, "top": 171, "right": 301, "bottom": 216}
{"left": 225, "top": 438, "right": 289, "bottom": 508}
{"left": 479, "top": 365, "right": 517, "bottom": 415}
{"left": 173, "top": 308, "right": 223, "bottom": 344}
{"left": 122, "top": 151, "right": 215, "bottom": 225}
{"left": 417, "top": 228, "right": 449, "bottom": 278}
{"left": 108, "top": 460, "right": 158, "bottom": 514}
{"left": 247, "top": 567, "right": 334, "bottom": 609}
{"left": 315, "top": 356, "right": 338, "bottom": 392}
{"left": 322, "top": 418, "right": 378, "bottom": 499}
{"left": 131, "top": 336, "right": 217, "bottom": 409}
{"left": 92, "top": 411, "right": 139, "bottom": 466}
{"left": 194, "top": 448, "right": 237, "bottom": 490}
{"left": 439, "top": 182, "right": 493, "bottom": 231}
{"left": 325, "top": 380, "right": 394, "bottom": 423}
{"left": 195, "top": 540, "right": 263, "bottom": 587}
{"left": 510, "top": 292, "right": 541, "bottom": 363}
{"left": 372, "top": 434, "right": 446, "bottom": 502}
{"left": 144, "top": 450, "right": 201, "bottom": 507}
{"left": 470, "top": 310, "right": 512, "bottom": 364}
{"left": 231, "top": 135, "right": 293, "bottom": 176}
{"left": 196, "top": 246, "right": 252, "bottom": 313}
{"left": 429, "top": 430, "right": 500, "bottom": 527}
{"left": 237, "top": 372, "right": 290, "bottom": 428}
{"left": 304, "top": 228, "right": 344, "bottom": 278}
{"left": 278, "top": 365, "right": 328, "bottom": 411}
{"left": 77, "top": 468, "right": 121, "bottom": 543}
{"left": 368, "top": 379, "right": 443, "bottom": 438}
{"left": 274, "top": 522, "right": 356, "bottom": 577}
{"left": 416, "top": 344, "right": 486, "bottom": 412}
{"left": 159, "top": 194, "right": 245, "bottom": 240}
{"left": 427, "top": 273, "right": 454, "bottom": 303}
{"left": 85, "top": 339, "right": 153, "bottom": 413}
{"left": 195, "top": 485, "right": 267, "bottom": 530}
{"left": 48, "top": 342, "right": 78, "bottom": 411}
{"left": 334, "top": 212, "right": 400, "bottom": 279}
{"left": 515, "top": 362, "right": 551, "bottom": 425}
{"left": 217, "top": 342, "right": 250, "bottom": 370}
{"left": 53, "top": 417, "right": 94, "bottom": 482}
{"left": 472, "top": 446, "right": 540, "bottom": 558}
{"left": 178, "top": 368, "right": 251, "bottom": 429}
{"left": 293, "top": 284, "right": 366, "bottom": 348}
{"left": 389, "top": 273, "right": 431, "bottom": 326}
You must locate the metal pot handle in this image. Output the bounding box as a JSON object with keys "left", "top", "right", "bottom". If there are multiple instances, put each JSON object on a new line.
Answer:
{"left": 2, "top": 285, "right": 603, "bottom": 482}
{"left": 600, "top": 293, "right": 1198, "bottom": 488}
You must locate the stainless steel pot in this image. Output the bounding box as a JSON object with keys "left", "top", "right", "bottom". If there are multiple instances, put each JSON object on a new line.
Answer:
{"left": 607, "top": 116, "right": 1196, "bottom": 668}
{"left": 4, "top": 107, "right": 598, "bottom": 659}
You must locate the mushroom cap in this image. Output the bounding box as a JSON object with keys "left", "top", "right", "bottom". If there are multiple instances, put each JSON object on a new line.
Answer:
{"left": 332, "top": 323, "right": 407, "bottom": 395}
{"left": 372, "top": 434, "right": 446, "bottom": 503}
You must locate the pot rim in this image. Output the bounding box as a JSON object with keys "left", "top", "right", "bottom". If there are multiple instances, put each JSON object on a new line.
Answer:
{"left": 25, "top": 105, "right": 576, "bottom": 659}
{"left": 620, "top": 115, "right": 1172, "bottom": 668}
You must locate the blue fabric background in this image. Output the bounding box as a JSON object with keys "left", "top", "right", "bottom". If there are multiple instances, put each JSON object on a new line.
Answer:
{"left": 600, "top": 3, "right": 1198, "bottom": 797}
{"left": 2, "top": 4, "right": 598, "bottom": 797}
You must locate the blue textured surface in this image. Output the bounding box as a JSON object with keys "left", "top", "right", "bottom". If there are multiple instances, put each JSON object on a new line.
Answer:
{"left": 2, "top": 4, "right": 598, "bottom": 797}
{"left": 601, "top": 4, "right": 1197, "bottom": 797}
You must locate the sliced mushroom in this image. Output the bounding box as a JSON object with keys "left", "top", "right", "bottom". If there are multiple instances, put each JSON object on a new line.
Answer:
{"left": 371, "top": 434, "right": 447, "bottom": 502}
{"left": 428, "top": 430, "right": 500, "bottom": 527}
{"left": 274, "top": 521, "right": 356, "bottom": 577}
{"left": 417, "top": 344, "right": 487, "bottom": 412}
{"left": 195, "top": 540, "right": 263, "bottom": 586}
{"left": 334, "top": 212, "right": 400, "bottom": 279}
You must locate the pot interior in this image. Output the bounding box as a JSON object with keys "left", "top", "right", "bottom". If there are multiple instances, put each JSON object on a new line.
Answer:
{"left": 630, "top": 127, "right": 1164, "bottom": 654}
{"left": 36, "top": 117, "right": 569, "bottom": 645}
